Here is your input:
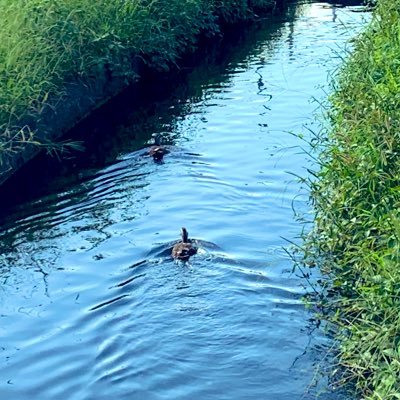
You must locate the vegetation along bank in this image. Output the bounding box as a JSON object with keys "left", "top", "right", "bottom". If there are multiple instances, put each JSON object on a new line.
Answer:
{"left": 303, "top": 0, "right": 400, "bottom": 397}
{"left": 0, "top": 0, "right": 282, "bottom": 185}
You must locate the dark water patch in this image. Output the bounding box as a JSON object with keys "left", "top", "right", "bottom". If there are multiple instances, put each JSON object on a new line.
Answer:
{"left": 0, "top": 0, "right": 304, "bottom": 213}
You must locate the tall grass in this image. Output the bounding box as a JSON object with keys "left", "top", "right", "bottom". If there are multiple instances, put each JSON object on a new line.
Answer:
{"left": 0, "top": 0, "right": 276, "bottom": 161}
{"left": 303, "top": 0, "right": 400, "bottom": 397}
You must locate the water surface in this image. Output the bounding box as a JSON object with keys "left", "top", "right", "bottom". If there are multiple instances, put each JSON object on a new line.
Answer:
{"left": 0, "top": 2, "right": 369, "bottom": 399}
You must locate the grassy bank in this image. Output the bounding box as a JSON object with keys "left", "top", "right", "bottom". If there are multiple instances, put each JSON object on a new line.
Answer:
{"left": 303, "top": 0, "right": 400, "bottom": 398}
{"left": 0, "top": 0, "right": 276, "bottom": 167}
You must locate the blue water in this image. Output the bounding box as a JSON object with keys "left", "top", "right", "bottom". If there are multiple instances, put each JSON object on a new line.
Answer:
{"left": 0, "top": 2, "right": 369, "bottom": 399}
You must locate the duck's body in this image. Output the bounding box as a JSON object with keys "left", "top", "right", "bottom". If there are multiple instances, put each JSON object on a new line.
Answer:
{"left": 149, "top": 145, "right": 169, "bottom": 162}
{"left": 172, "top": 227, "right": 197, "bottom": 261}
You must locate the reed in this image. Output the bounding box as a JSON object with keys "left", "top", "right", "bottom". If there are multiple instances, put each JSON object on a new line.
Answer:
{"left": 301, "top": 0, "right": 400, "bottom": 397}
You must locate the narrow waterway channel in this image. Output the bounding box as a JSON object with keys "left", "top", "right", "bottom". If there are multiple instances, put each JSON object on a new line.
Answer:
{"left": 0, "top": 2, "right": 369, "bottom": 399}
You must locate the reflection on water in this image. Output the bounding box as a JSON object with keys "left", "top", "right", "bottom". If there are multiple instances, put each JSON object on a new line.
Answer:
{"left": 0, "top": 2, "right": 369, "bottom": 399}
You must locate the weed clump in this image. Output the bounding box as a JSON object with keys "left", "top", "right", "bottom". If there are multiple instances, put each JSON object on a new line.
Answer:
{"left": 303, "top": 0, "right": 400, "bottom": 397}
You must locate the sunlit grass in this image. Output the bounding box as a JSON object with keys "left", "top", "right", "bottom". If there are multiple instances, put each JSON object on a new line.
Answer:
{"left": 0, "top": 0, "right": 275, "bottom": 163}
{"left": 301, "top": 0, "right": 400, "bottom": 397}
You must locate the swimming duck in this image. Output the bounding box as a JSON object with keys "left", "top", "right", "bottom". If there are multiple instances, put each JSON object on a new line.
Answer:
{"left": 172, "top": 227, "right": 198, "bottom": 261}
{"left": 149, "top": 145, "right": 169, "bottom": 161}
{"left": 148, "top": 134, "right": 169, "bottom": 162}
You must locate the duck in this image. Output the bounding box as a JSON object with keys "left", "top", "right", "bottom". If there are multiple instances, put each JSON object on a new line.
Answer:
{"left": 149, "top": 145, "right": 169, "bottom": 162}
{"left": 172, "top": 227, "right": 198, "bottom": 261}
{"left": 148, "top": 134, "right": 169, "bottom": 162}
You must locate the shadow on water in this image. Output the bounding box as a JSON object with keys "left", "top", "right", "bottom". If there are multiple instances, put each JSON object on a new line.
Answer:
{"left": 0, "top": 1, "right": 369, "bottom": 399}
{"left": 0, "top": 0, "right": 366, "bottom": 214}
{"left": 0, "top": 0, "right": 307, "bottom": 212}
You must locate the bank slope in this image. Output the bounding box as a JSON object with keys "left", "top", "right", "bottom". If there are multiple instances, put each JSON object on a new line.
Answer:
{"left": 0, "top": 0, "right": 278, "bottom": 184}
{"left": 305, "top": 0, "right": 400, "bottom": 398}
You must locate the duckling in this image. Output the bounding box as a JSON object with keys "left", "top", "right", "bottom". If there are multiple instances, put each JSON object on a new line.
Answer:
{"left": 148, "top": 134, "right": 169, "bottom": 162}
{"left": 172, "top": 227, "right": 198, "bottom": 261}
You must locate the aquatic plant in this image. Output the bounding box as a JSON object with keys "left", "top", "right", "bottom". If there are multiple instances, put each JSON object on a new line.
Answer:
{"left": 0, "top": 0, "right": 276, "bottom": 165}
{"left": 301, "top": 0, "right": 400, "bottom": 397}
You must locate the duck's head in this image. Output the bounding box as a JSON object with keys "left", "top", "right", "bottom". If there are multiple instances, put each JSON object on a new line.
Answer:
{"left": 181, "top": 227, "right": 189, "bottom": 243}
{"left": 153, "top": 133, "right": 163, "bottom": 146}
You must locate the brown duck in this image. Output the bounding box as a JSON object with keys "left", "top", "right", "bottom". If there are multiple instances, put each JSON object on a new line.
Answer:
{"left": 148, "top": 134, "right": 169, "bottom": 162}
{"left": 149, "top": 145, "right": 169, "bottom": 161}
{"left": 172, "top": 227, "right": 198, "bottom": 261}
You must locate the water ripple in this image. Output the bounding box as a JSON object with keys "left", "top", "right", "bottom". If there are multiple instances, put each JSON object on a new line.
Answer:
{"left": 0, "top": 3, "right": 369, "bottom": 400}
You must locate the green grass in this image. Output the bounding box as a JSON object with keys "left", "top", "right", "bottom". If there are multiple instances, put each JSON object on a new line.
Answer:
{"left": 302, "top": 0, "right": 400, "bottom": 398}
{"left": 0, "top": 0, "right": 276, "bottom": 162}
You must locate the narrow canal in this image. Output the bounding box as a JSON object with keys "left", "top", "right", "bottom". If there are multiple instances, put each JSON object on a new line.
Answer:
{"left": 0, "top": 2, "right": 369, "bottom": 399}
